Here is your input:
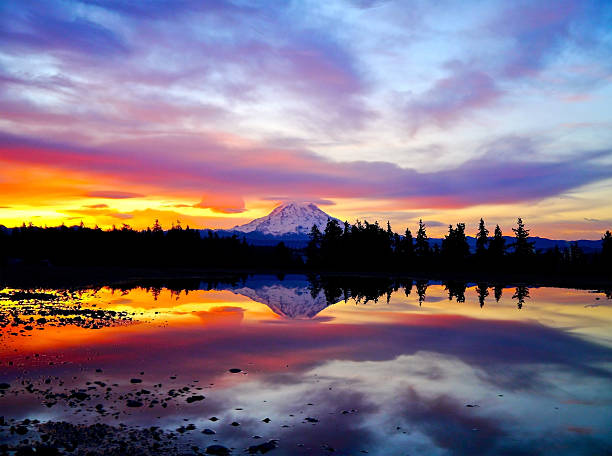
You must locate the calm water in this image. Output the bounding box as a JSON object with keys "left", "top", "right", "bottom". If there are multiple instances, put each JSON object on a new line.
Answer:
{"left": 1, "top": 275, "right": 611, "bottom": 455}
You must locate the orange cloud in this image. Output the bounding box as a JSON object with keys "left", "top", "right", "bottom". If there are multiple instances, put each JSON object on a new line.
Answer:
{"left": 194, "top": 194, "right": 246, "bottom": 214}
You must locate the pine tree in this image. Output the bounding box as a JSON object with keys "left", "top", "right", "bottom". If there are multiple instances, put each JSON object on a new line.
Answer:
{"left": 441, "top": 223, "right": 469, "bottom": 263}
{"left": 489, "top": 224, "right": 506, "bottom": 260}
{"left": 415, "top": 219, "right": 430, "bottom": 258}
{"left": 475, "top": 218, "right": 489, "bottom": 257}
{"left": 512, "top": 218, "right": 534, "bottom": 258}
{"left": 401, "top": 228, "right": 414, "bottom": 258}
{"left": 602, "top": 230, "right": 612, "bottom": 274}
{"left": 306, "top": 224, "right": 323, "bottom": 266}
{"left": 152, "top": 219, "right": 163, "bottom": 233}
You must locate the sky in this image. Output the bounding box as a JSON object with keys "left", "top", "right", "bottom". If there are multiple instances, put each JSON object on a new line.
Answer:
{"left": 1, "top": 0, "right": 611, "bottom": 239}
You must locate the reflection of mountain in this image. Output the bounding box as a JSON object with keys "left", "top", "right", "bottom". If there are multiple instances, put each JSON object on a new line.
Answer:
{"left": 223, "top": 276, "right": 342, "bottom": 319}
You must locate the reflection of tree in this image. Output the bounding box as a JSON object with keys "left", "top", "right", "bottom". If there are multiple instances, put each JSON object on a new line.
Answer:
{"left": 404, "top": 280, "right": 413, "bottom": 296}
{"left": 445, "top": 281, "right": 466, "bottom": 303}
{"left": 494, "top": 284, "right": 504, "bottom": 302}
{"left": 476, "top": 283, "right": 489, "bottom": 308}
{"left": 512, "top": 286, "right": 530, "bottom": 309}
{"left": 416, "top": 280, "right": 428, "bottom": 306}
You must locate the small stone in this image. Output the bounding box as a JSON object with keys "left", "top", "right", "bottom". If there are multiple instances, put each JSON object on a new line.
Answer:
{"left": 248, "top": 439, "right": 278, "bottom": 454}
{"left": 206, "top": 445, "right": 231, "bottom": 455}
{"left": 202, "top": 428, "right": 216, "bottom": 435}
{"left": 228, "top": 368, "right": 242, "bottom": 373}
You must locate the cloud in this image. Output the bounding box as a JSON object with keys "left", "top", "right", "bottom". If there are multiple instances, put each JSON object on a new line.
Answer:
{"left": 85, "top": 191, "right": 145, "bottom": 199}
{"left": 0, "top": 2, "right": 129, "bottom": 57}
{"left": 405, "top": 69, "right": 502, "bottom": 132}
{"left": 422, "top": 220, "right": 447, "bottom": 228}
{"left": 194, "top": 194, "right": 246, "bottom": 214}
{"left": 3, "top": 132, "right": 612, "bottom": 211}
{"left": 83, "top": 203, "right": 109, "bottom": 209}
{"left": 109, "top": 212, "right": 134, "bottom": 220}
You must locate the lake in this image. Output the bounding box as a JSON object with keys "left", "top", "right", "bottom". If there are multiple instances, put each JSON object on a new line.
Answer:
{"left": 1, "top": 275, "right": 611, "bottom": 455}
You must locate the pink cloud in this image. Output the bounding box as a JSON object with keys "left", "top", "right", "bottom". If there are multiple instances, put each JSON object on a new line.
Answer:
{"left": 2, "top": 132, "right": 611, "bottom": 212}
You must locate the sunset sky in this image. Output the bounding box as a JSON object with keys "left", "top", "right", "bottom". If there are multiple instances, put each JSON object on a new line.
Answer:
{"left": 1, "top": 0, "right": 611, "bottom": 239}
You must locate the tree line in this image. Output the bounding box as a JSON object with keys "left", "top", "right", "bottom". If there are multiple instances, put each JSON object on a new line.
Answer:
{"left": 1, "top": 218, "right": 610, "bottom": 280}
{"left": 0, "top": 221, "right": 298, "bottom": 269}
{"left": 306, "top": 218, "right": 612, "bottom": 278}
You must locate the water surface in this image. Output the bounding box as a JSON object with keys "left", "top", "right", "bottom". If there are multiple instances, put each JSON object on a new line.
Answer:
{"left": 1, "top": 276, "right": 611, "bottom": 455}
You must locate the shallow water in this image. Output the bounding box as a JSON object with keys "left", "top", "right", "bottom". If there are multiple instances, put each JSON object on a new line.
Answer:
{"left": 1, "top": 275, "right": 611, "bottom": 455}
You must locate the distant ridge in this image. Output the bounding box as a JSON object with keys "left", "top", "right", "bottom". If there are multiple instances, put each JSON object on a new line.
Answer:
{"left": 218, "top": 205, "right": 604, "bottom": 252}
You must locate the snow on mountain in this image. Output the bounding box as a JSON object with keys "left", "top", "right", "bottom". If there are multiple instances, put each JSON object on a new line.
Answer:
{"left": 232, "top": 202, "right": 341, "bottom": 236}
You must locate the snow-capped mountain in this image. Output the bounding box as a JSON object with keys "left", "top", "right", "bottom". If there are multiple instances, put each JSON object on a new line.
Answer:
{"left": 232, "top": 202, "right": 341, "bottom": 236}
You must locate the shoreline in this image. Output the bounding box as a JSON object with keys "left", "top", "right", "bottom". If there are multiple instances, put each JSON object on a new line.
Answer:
{"left": 1, "top": 264, "right": 610, "bottom": 291}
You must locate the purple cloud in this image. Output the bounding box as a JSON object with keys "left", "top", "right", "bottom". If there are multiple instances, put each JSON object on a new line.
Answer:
{"left": 0, "top": 3, "right": 128, "bottom": 56}
{"left": 3, "top": 132, "right": 611, "bottom": 210}
{"left": 405, "top": 69, "right": 502, "bottom": 132}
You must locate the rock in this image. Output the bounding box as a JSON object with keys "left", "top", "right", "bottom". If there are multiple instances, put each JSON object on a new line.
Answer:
{"left": 0, "top": 383, "right": 10, "bottom": 390}
{"left": 186, "top": 395, "right": 205, "bottom": 403}
{"left": 130, "top": 378, "right": 142, "bottom": 384}
{"left": 202, "top": 428, "right": 216, "bottom": 435}
{"left": 126, "top": 400, "right": 143, "bottom": 407}
{"left": 262, "top": 418, "right": 271, "bottom": 423}
{"left": 305, "top": 417, "right": 318, "bottom": 423}
{"left": 248, "top": 439, "right": 278, "bottom": 454}
{"left": 230, "top": 421, "right": 240, "bottom": 426}
{"left": 71, "top": 392, "right": 89, "bottom": 401}
{"left": 228, "top": 368, "right": 242, "bottom": 373}
{"left": 209, "top": 417, "right": 219, "bottom": 421}
{"left": 206, "top": 445, "right": 231, "bottom": 455}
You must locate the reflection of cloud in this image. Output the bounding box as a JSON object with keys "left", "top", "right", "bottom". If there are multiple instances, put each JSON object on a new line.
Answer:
{"left": 3, "top": 284, "right": 612, "bottom": 454}
{"left": 397, "top": 386, "right": 507, "bottom": 454}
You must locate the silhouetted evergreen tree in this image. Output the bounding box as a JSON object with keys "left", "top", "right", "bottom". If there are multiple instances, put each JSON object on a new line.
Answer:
{"left": 475, "top": 218, "right": 489, "bottom": 258}
{"left": 415, "top": 220, "right": 430, "bottom": 259}
{"left": 488, "top": 224, "right": 506, "bottom": 263}
{"left": 602, "top": 230, "right": 612, "bottom": 275}
{"left": 307, "top": 224, "right": 323, "bottom": 267}
{"left": 512, "top": 218, "right": 534, "bottom": 258}
{"left": 441, "top": 223, "right": 469, "bottom": 267}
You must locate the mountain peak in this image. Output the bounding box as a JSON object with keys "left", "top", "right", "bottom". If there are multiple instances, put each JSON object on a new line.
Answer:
{"left": 233, "top": 201, "right": 340, "bottom": 236}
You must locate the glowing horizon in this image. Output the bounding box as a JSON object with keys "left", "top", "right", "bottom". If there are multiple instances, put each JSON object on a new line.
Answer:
{"left": 1, "top": 1, "right": 611, "bottom": 239}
